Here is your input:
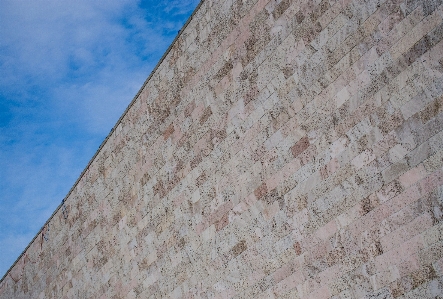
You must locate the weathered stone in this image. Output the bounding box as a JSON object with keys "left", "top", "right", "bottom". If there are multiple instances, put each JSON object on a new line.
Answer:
{"left": 2, "top": 0, "right": 443, "bottom": 298}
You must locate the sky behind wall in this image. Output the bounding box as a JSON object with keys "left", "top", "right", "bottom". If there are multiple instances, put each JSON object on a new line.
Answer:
{"left": 0, "top": 0, "right": 200, "bottom": 278}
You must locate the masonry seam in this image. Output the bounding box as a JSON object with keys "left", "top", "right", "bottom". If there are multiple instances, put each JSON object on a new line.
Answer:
{"left": 0, "top": 0, "right": 206, "bottom": 283}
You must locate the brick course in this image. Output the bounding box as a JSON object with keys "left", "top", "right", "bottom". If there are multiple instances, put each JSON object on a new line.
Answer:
{"left": 1, "top": 0, "right": 443, "bottom": 298}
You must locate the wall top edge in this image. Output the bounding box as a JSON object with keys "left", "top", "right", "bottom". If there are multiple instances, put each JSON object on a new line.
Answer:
{"left": 0, "top": 0, "right": 206, "bottom": 284}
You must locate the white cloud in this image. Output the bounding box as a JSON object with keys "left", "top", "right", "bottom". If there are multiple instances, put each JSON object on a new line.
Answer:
{"left": 0, "top": 0, "right": 199, "bottom": 278}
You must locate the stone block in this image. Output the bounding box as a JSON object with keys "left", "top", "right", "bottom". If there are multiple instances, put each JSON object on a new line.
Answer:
{"left": 3, "top": 0, "right": 443, "bottom": 297}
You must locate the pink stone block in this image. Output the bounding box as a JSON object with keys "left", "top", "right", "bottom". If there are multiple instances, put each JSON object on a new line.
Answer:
{"left": 6, "top": 0, "right": 443, "bottom": 297}
{"left": 215, "top": 76, "right": 231, "bottom": 96}
{"left": 282, "top": 158, "right": 302, "bottom": 179}
{"left": 375, "top": 234, "right": 425, "bottom": 273}
{"left": 194, "top": 133, "right": 211, "bottom": 155}
{"left": 352, "top": 185, "right": 421, "bottom": 236}
{"left": 317, "top": 264, "right": 342, "bottom": 286}
{"left": 305, "top": 284, "right": 331, "bottom": 299}
{"left": 419, "top": 169, "right": 443, "bottom": 196}
{"left": 320, "top": 158, "right": 340, "bottom": 180}
{"left": 266, "top": 171, "right": 284, "bottom": 191}
{"left": 254, "top": 183, "right": 268, "bottom": 199}
{"left": 245, "top": 192, "right": 258, "bottom": 208}
{"left": 243, "top": 122, "right": 261, "bottom": 144}
{"left": 173, "top": 193, "right": 186, "bottom": 207}
{"left": 272, "top": 270, "right": 304, "bottom": 297}
{"left": 380, "top": 212, "right": 433, "bottom": 252}
{"left": 397, "top": 253, "right": 420, "bottom": 277}
{"left": 315, "top": 219, "right": 337, "bottom": 241}
{"left": 172, "top": 126, "right": 183, "bottom": 144}
{"left": 291, "top": 136, "right": 310, "bottom": 158}
{"left": 191, "top": 103, "right": 205, "bottom": 122}
{"left": 251, "top": 268, "right": 267, "bottom": 284}
{"left": 263, "top": 201, "right": 279, "bottom": 221}
{"left": 252, "top": 0, "right": 271, "bottom": 17}
{"left": 399, "top": 164, "right": 427, "bottom": 188}
{"left": 273, "top": 262, "right": 295, "bottom": 284}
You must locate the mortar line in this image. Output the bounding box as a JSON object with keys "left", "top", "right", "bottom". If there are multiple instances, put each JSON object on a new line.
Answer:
{"left": 0, "top": 0, "right": 206, "bottom": 284}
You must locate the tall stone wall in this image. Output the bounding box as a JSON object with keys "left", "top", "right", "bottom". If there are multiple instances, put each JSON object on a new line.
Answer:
{"left": 2, "top": 0, "right": 443, "bottom": 297}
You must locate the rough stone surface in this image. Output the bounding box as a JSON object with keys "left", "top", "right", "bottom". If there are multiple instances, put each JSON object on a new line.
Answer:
{"left": 1, "top": 0, "right": 443, "bottom": 298}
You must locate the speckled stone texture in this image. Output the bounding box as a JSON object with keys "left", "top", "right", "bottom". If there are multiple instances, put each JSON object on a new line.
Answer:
{"left": 2, "top": 0, "right": 443, "bottom": 298}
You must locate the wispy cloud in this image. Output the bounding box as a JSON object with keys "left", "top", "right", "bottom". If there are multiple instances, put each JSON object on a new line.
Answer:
{"left": 0, "top": 0, "right": 199, "bottom": 277}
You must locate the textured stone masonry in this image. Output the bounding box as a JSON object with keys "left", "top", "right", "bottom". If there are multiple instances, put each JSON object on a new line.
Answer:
{"left": 1, "top": 0, "right": 443, "bottom": 298}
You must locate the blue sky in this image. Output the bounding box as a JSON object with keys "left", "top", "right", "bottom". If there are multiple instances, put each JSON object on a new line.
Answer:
{"left": 0, "top": 0, "right": 200, "bottom": 278}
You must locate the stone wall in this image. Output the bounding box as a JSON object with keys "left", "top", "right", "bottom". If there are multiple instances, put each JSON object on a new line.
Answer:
{"left": 1, "top": 0, "right": 443, "bottom": 297}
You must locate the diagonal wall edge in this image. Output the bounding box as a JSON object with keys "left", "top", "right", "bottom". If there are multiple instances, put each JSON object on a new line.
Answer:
{"left": 2, "top": 0, "right": 443, "bottom": 297}
{"left": 0, "top": 0, "right": 205, "bottom": 283}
